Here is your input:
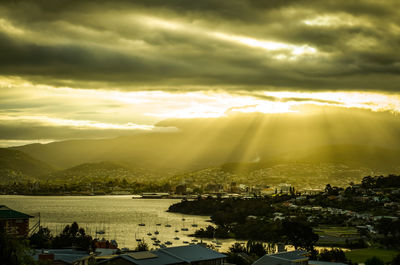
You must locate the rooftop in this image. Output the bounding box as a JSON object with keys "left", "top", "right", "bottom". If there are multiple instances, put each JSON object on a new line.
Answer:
{"left": 253, "top": 250, "right": 308, "bottom": 265}
{"left": 0, "top": 205, "right": 33, "bottom": 220}
{"left": 99, "top": 244, "right": 227, "bottom": 265}
{"left": 33, "top": 249, "right": 91, "bottom": 264}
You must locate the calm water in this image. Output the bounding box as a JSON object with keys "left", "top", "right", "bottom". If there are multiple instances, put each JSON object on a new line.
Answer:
{"left": 0, "top": 195, "right": 240, "bottom": 251}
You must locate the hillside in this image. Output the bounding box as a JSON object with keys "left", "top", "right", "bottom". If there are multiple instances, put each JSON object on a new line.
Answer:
{"left": 11, "top": 112, "right": 400, "bottom": 188}
{"left": 41, "top": 161, "right": 162, "bottom": 183}
{"left": 0, "top": 148, "right": 54, "bottom": 182}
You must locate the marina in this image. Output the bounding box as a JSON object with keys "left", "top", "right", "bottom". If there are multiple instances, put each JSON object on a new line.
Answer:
{"left": 0, "top": 195, "right": 242, "bottom": 251}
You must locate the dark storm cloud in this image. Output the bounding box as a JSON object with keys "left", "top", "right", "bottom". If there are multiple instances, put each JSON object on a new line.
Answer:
{"left": 0, "top": 0, "right": 400, "bottom": 92}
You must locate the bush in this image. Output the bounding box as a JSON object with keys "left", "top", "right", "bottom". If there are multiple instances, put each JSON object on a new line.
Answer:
{"left": 365, "top": 256, "right": 384, "bottom": 265}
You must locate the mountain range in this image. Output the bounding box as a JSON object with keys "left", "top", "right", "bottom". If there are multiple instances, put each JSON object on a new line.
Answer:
{"left": 2, "top": 112, "right": 400, "bottom": 187}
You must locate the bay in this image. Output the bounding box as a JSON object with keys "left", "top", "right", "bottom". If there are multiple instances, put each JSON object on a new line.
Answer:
{"left": 0, "top": 195, "right": 239, "bottom": 251}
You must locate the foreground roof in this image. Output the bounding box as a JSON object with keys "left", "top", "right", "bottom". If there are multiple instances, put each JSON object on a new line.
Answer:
{"left": 0, "top": 205, "right": 33, "bottom": 219}
{"left": 253, "top": 250, "right": 308, "bottom": 265}
{"left": 33, "top": 249, "right": 90, "bottom": 264}
{"left": 100, "top": 244, "right": 226, "bottom": 265}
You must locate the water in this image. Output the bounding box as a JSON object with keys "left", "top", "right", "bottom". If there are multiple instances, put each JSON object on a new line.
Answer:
{"left": 0, "top": 195, "right": 240, "bottom": 251}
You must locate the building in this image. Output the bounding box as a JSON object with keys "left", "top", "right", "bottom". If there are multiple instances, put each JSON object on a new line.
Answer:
{"left": 0, "top": 205, "right": 33, "bottom": 237}
{"left": 33, "top": 249, "right": 93, "bottom": 265}
{"left": 253, "top": 250, "right": 308, "bottom": 265}
{"left": 253, "top": 250, "right": 348, "bottom": 265}
{"left": 99, "top": 244, "right": 226, "bottom": 265}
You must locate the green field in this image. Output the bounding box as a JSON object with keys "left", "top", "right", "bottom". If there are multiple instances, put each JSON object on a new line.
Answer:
{"left": 345, "top": 248, "right": 399, "bottom": 263}
{"left": 315, "top": 226, "right": 360, "bottom": 247}
{"left": 316, "top": 226, "right": 359, "bottom": 237}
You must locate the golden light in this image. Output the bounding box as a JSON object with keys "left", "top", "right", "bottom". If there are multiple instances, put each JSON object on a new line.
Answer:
{"left": 213, "top": 32, "right": 317, "bottom": 58}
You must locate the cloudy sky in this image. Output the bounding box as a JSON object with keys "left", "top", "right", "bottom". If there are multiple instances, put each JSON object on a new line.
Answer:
{"left": 0, "top": 0, "right": 400, "bottom": 147}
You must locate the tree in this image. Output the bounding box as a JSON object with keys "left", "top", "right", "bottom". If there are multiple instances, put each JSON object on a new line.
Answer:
{"left": 29, "top": 226, "right": 53, "bottom": 248}
{"left": 0, "top": 232, "right": 36, "bottom": 265}
{"left": 392, "top": 254, "right": 400, "bottom": 265}
{"left": 52, "top": 222, "right": 94, "bottom": 251}
{"left": 246, "top": 241, "right": 266, "bottom": 257}
{"left": 228, "top": 243, "right": 246, "bottom": 254}
{"left": 281, "top": 220, "right": 319, "bottom": 251}
{"left": 318, "top": 248, "right": 347, "bottom": 262}
{"left": 135, "top": 241, "right": 149, "bottom": 251}
{"left": 365, "top": 256, "right": 384, "bottom": 265}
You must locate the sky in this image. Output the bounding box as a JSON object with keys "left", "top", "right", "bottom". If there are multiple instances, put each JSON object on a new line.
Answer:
{"left": 0, "top": 0, "right": 400, "bottom": 147}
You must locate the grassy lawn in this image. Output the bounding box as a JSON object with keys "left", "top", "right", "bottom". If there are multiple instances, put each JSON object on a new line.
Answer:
{"left": 316, "top": 226, "right": 359, "bottom": 237}
{"left": 345, "top": 248, "right": 399, "bottom": 263}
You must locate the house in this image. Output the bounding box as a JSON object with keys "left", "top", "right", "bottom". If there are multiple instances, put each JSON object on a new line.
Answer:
{"left": 253, "top": 250, "right": 348, "bottom": 265}
{"left": 0, "top": 205, "right": 33, "bottom": 237}
{"left": 33, "top": 249, "right": 93, "bottom": 265}
{"left": 253, "top": 250, "right": 308, "bottom": 265}
{"left": 99, "top": 244, "right": 226, "bottom": 265}
{"left": 308, "top": 261, "right": 346, "bottom": 265}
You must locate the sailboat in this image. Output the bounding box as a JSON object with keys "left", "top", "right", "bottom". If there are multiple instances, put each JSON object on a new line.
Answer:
{"left": 165, "top": 218, "right": 171, "bottom": 227}
{"left": 181, "top": 218, "right": 188, "bottom": 231}
{"left": 96, "top": 229, "right": 105, "bottom": 235}
{"left": 191, "top": 219, "right": 198, "bottom": 227}
{"left": 138, "top": 214, "right": 145, "bottom": 226}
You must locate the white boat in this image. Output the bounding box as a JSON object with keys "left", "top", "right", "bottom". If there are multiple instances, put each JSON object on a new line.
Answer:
{"left": 96, "top": 230, "right": 105, "bottom": 235}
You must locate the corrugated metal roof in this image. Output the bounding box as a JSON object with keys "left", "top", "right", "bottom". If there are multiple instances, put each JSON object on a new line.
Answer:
{"left": 159, "top": 245, "right": 226, "bottom": 262}
{"left": 99, "top": 245, "right": 226, "bottom": 265}
{"left": 33, "top": 249, "right": 90, "bottom": 264}
{"left": 119, "top": 251, "right": 183, "bottom": 265}
{"left": 253, "top": 250, "right": 308, "bottom": 265}
{"left": 0, "top": 205, "right": 33, "bottom": 219}
{"left": 270, "top": 250, "right": 308, "bottom": 260}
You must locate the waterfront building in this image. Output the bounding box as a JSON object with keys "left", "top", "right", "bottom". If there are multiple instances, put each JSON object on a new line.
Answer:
{"left": 0, "top": 205, "right": 33, "bottom": 237}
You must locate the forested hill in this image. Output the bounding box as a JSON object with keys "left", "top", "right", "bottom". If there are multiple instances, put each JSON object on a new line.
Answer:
{"left": 0, "top": 148, "right": 54, "bottom": 182}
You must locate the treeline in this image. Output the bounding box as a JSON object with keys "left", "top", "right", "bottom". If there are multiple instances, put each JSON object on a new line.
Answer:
{"left": 0, "top": 179, "right": 173, "bottom": 195}
{"left": 196, "top": 219, "right": 318, "bottom": 251}
{"left": 361, "top": 174, "right": 400, "bottom": 189}
{"left": 29, "top": 222, "right": 96, "bottom": 251}
{"left": 169, "top": 196, "right": 320, "bottom": 250}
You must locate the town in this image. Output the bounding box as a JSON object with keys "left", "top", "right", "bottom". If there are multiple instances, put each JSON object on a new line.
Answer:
{"left": 1, "top": 174, "right": 399, "bottom": 264}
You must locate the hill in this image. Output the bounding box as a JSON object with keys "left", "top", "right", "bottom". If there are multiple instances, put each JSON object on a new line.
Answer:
{"left": 40, "top": 161, "right": 168, "bottom": 183}
{"left": 0, "top": 148, "right": 54, "bottom": 182}
{"left": 11, "top": 111, "right": 400, "bottom": 187}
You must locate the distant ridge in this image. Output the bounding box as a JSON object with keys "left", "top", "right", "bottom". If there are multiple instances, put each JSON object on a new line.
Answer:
{"left": 0, "top": 148, "right": 54, "bottom": 180}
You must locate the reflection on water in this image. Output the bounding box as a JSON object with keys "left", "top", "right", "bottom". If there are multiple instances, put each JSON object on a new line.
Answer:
{"left": 0, "top": 195, "right": 241, "bottom": 250}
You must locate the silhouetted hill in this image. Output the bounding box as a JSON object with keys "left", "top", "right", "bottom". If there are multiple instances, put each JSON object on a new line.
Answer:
{"left": 11, "top": 111, "right": 400, "bottom": 185}
{"left": 0, "top": 148, "right": 54, "bottom": 182}
{"left": 41, "top": 161, "right": 153, "bottom": 182}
